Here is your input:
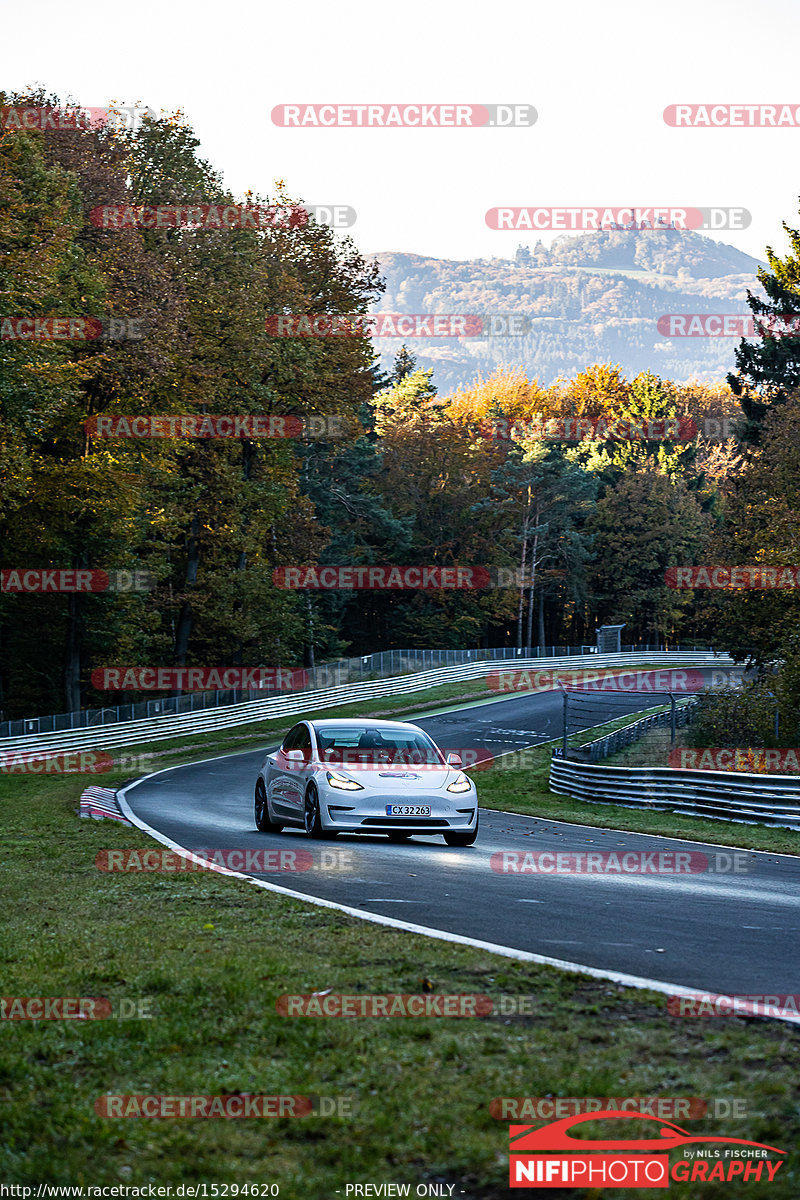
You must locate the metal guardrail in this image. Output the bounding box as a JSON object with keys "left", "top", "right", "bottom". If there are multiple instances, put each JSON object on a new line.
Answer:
{"left": 0, "top": 642, "right": 710, "bottom": 739}
{"left": 581, "top": 700, "right": 697, "bottom": 762}
{"left": 0, "top": 651, "right": 729, "bottom": 756}
{"left": 549, "top": 756, "right": 800, "bottom": 831}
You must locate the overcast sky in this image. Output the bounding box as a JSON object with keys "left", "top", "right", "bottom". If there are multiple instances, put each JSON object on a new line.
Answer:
{"left": 4, "top": 0, "right": 800, "bottom": 265}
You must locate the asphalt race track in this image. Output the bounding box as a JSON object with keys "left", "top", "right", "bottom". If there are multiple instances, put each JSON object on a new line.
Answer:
{"left": 120, "top": 684, "right": 800, "bottom": 1000}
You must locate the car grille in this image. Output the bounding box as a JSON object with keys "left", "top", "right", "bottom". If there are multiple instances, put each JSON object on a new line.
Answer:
{"left": 360, "top": 817, "right": 450, "bottom": 828}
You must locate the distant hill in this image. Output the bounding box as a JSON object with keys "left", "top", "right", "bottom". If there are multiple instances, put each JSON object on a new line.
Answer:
{"left": 370, "top": 230, "right": 767, "bottom": 392}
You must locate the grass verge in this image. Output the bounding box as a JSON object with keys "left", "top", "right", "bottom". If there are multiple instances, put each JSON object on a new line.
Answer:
{"left": 472, "top": 710, "right": 800, "bottom": 856}
{"left": 1, "top": 773, "right": 799, "bottom": 1197}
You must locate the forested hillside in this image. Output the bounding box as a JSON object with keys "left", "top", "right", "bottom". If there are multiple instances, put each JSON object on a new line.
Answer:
{"left": 373, "top": 235, "right": 765, "bottom": 390}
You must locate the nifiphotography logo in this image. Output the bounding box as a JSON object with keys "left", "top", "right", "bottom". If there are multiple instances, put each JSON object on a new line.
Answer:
{"left": 508, "top": 1110, "right": 785, "bottom": 1188}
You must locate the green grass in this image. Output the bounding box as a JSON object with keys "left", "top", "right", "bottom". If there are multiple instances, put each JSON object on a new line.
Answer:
{"left": 4, "top": 670, "right": 799, "bottom": 1195}
{"left": 602, "top": 724, "right": 679, "bottom": 769}
{"left": 1, "top": 775, "right": 800, "bottom": 1197}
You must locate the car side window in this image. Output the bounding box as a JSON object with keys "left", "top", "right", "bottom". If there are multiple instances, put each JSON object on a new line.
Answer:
{"left": 296, "top": 726, "right": 312, "bottom": 752}
{"left": 282, "top": 724, "right": 304, "bottom": 752}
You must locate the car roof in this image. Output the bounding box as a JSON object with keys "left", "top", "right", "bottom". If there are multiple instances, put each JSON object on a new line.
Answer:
{"left": 307, "top": 718, "right": 423, "bottom": 731}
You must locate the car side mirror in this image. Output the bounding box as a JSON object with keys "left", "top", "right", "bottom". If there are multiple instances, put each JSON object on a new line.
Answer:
{"left": 283, "top": 748, "right": 305, "bottom": 762}
{"left": 447, "top": 753, "right": 462, "bottom": 767}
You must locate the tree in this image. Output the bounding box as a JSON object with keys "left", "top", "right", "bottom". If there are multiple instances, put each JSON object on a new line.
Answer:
{"left": 390, "top": 344, "right": 417, "bottom": 382}
{"left": 367, "top": 369, "right": 514, "bottom": 649}
{"left": 0, "top": 95, "right": 385, "bottom": 716}
{"left": 296, "top": 431, "right": 411, "bottom": 661}
{"left": 444, "top": 366, "right": 556, "bottom": 430}
{"left": 728, "top": 207, "right": 800, "bottom": 442}
{"left": 697, "top": 392, "right": 800, "bottom": 666}
{"left": 587, "top": 469, "right": 708, "bottom": 643}
{"left": 96, "top": 116, "right": 383, "bottom": 689}
{"left": 554, "top": 362, "right": 631, "bottom": 420}
{"left": 0, "top": 92, "right": 159, "bottom": 712}
{"left": 477, "top": 445, "right": 596, "bottom": 649}
{"left": 563, "top": 369, "right": 696, "bottom": 479}
{"left": 373, "top": 366, "right": 438, "bottom": 424}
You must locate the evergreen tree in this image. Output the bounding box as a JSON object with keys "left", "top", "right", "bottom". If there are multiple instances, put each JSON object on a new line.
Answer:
{"left": 728, "top": 209, "right": 800, "bottom": 442}
{"left": 390, "top": 343, "right": 417, "bottom": 383}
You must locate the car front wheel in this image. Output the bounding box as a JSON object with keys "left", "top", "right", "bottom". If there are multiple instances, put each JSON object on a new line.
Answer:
{"left": 443, "top": 816, "right": 478, "bottom": 847}
{"left": 304, "top": 783, "right": 336, "bottom": 839}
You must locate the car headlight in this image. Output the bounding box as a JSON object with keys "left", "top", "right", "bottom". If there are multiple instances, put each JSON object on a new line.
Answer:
{"left": 447, "top": 773, "right": 472, "bottom": 793}
{"left": 325, "top": 770, "right": 364, "bottom": 791}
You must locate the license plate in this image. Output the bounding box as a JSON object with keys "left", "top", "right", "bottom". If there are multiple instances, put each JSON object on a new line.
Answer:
{"left": 386, "top": 805, "right": 431, "bottom": 817}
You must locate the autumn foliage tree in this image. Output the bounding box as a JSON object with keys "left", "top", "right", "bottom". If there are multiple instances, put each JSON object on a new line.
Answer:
{"left": 0, "top": 92, "right": 383, "bottom": 716}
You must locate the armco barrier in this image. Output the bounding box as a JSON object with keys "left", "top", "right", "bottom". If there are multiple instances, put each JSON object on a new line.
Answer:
{"left": 0, "top": 652, "right": 731, "bottom": 757}
{"left": 0, "top": 642, "right": 709, "bottom": 739}
{"left": 549, "top": 756, "right": 800, "bottom": 830}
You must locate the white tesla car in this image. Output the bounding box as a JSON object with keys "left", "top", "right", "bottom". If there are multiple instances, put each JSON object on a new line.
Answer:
{"left": 254, "top": 718, "right": 479, "bottom": 845}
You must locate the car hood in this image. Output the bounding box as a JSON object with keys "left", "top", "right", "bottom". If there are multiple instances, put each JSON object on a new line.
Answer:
{"left": 319, "top": 764, "right": 456, "bottom": 789}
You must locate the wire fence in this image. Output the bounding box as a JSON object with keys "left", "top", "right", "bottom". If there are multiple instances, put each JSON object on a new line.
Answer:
{"left": 572, "top": 700, "right": 699, "bottom": 763}
{"left": 561, "top": 690, "right": 697, "bottom": 756}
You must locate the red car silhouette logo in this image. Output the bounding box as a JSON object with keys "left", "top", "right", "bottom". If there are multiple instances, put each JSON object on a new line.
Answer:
{"left": 510, "top": 1110, "right": 785, "bottom": 1155}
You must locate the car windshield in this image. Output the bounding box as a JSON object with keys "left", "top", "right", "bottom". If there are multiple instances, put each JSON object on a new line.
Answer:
{"left": 314, "top": 725, "right": 443, "bottom": 767}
